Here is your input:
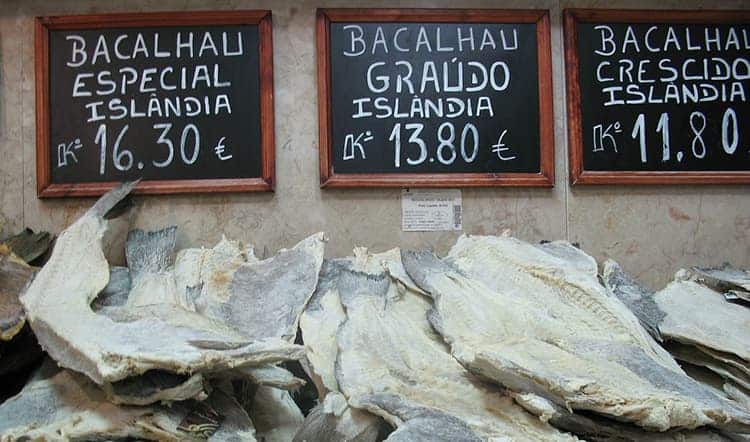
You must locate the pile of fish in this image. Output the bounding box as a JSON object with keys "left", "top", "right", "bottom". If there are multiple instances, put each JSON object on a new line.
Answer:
{"left": 605, "top": 261, "right": 750, "bottom": 415}
{"left": 0, "top": 182, "right": 748, "bottom": 441}
{"left": 1, "top": 183, "right": 324, "bottom": 440}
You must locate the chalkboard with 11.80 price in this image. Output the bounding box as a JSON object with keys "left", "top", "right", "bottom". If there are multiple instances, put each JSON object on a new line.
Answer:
{"left": 35, "top": 11, "right": 275, "bottom": 197}
{"left": 317, "top": 9, "right": 555, "bottom": 188}
{"left": 565, "top": 9, "right": 750, "bottom": 184}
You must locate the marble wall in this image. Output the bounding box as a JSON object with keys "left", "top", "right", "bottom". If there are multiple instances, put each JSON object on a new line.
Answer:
{"left": 0, "top": 0, "right": 748, "bottom": 288}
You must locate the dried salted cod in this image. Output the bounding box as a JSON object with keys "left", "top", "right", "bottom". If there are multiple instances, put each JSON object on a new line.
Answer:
{"left": 604, "top": 261, "right": 749, "bottom": 370}
{"left": 513, "top": 392, "right": 735, "bottom": 441}
{"left": 20, "top": 183, "right": 304, "bottom": 387}
{"left": 0, "top": 245, "right": 35, "bottom": 341}
{"left": 658, "top": 272, "right": 750, "bottom": 364}
{"left": 0, "top": 362, "right": 256, "bottom": 441}
{"left": 174, "top": 232, "right": 325, "bottom": 342}
{"left": 247, "top": 385, "right": 304, "bottom": 442}
{"left": 0, "top": 244, "right": 45, "bottom": 393}
{"left": 172, "top": 232, "right": 324, "bottom": 395}
{"left": 297, "top": 254, "right": 389, "bottom": 442}
{"left": 666, "top": 342, "right": 750, "bottom": 391}
{"left": 0, "top": 363, "right": 180, "bottom": 441}
{"left": 725, "top": 383, "right": 750, "bottom": 411}
{"left": 299, "top": 258, "right": 349, "bottom": 396}
{"left": 691, "top": 264, "right": 750, "bottom": 294}
{"left": 403, "top": 234, "right": 750, "bottom": 432}
{"left": 294, "top": 392, "right": 384, "bottom": 442}
{"left": 330, "top": 252, "right": 575, "bottom": 441}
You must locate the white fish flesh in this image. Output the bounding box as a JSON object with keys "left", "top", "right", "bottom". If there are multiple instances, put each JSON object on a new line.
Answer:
{"left": 403, "top": 234, "right": 750, "bottom": 432}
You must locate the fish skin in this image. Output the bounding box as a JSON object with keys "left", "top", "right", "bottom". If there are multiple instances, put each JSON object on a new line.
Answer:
{"left": 297, "top": 258, "right": 385, "bottom": 442}
{"left": 402, "top": 235, "right": 750, "bottom": 433}
{"left": 124, "top": 226, "right": 187, "bottom": 309}
{"left": 126, "top": 227, "right": 177, "bottom": 275}
{"left": 299, "top": 258, "right": 352, "bottom": 396}
{"left": 360, "top": 393, "right": 482, "bottom": 442}
{"left": 91, "top": 266, "right": 131, "bottom": 311}
{"left": 602, "top": 259, "right": 665, "bottom": 341}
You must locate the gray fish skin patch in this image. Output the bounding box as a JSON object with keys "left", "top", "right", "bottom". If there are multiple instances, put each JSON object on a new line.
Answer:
{"left": 125, "top": 227, "right": 177, "bottom": 275}
{"left": 91, "top": 266, "right": 131, "bottom": 311}
{"left": 602, "top": 259, "right": 666, "bottom": 341}
{"left": 362, "top": 393, "right": 482, "bottom": 442}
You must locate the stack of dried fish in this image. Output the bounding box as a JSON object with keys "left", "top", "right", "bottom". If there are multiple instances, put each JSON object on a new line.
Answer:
{"left": 0, "top": 229, "right": 52, "bottom": 401}
{"left": 297, "top": 248, "right": 576, "bottom": 441}
{"left": 398, "top": 233, "right": 750, "bottom": 441}
{"left": 605, "top": 261, "right": 750, "bottom": 414}
{"left": 2, "top": 182, "right": 749, "bottom": 441}
{"left": 1, "top": 183, "right": 324, "bottom": 440}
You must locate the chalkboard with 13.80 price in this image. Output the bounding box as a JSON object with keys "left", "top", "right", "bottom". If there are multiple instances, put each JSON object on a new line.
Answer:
{"left": 317, "top": 9, "right": 555, "bottom": 187}
{"left": 35, "top": 11, "right": 275, "bottom": 197}
{"left": 565, "top": 9, "right": 750, "bottom": 184}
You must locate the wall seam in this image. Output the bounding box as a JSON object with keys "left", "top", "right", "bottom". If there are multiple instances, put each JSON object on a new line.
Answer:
{"left": 558, "top": 0, "right": 570, "bottom": 242}
{"left": 20, "top": 21, "right": 26, "bottom": 231}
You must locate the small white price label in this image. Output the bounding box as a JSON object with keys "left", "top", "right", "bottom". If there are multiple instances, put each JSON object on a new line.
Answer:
{"left": 401, "top": 189, "right": 462, "bottom": 232}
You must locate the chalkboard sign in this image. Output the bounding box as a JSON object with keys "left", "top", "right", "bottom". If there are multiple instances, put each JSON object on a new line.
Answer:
{"left": 565, "top": 9, "right": 750, "bottom": 184}
{"left": 35, "top": 11, "right": 275, "bottom": 197}
{"left": 317, "top": 9, "right": 554, "bottom": 188}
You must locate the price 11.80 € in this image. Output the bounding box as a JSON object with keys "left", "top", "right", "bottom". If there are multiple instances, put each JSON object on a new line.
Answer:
{"left": 594, "top": 107, "right": 744, "bottom": 164}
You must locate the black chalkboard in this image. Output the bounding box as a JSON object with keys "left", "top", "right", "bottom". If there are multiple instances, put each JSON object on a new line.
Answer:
{"left": 35, "top": 11, "right": 275, "bottom": 197}
{"left": 565, "top": 9, "right": 750, "bottom": 184}
{"left": 317, "top": 9, "right": 554, "bottom": 187}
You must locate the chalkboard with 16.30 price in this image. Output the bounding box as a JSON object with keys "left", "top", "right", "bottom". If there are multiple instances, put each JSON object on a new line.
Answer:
{"left": 35, "top": 11, "right": 275, "bottom": 197}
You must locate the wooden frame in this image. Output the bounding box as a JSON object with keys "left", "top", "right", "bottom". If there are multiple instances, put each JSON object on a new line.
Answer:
{"left": 35, "top": 11, "right": 275, "bottom": 197}
{"left": 316, "top": 8, "right": 554, "bottom": 188}
{"left": 564, "top": 9, "right": 750, "bottom": 185}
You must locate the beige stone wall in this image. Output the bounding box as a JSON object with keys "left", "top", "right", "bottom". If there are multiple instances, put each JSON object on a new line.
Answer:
{"left": 1, "top": 0, "right": 748, "bottom": 289}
